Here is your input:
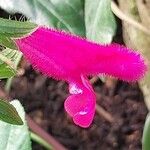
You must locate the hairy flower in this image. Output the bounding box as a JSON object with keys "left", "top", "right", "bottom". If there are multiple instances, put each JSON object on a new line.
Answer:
{"left": 15, "top": 27, "right": 147, "bottom": 128}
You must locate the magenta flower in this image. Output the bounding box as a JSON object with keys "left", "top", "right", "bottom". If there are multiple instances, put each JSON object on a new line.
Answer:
{"left": 15, "top": 27, "right": 147, "bottom": 128}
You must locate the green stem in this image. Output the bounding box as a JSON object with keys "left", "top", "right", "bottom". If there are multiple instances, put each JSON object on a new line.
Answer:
{"left": 5, "top": 52, "right": 22, "bottom": 92}
{"left": 142, "top": 113, "right": 150, "bottom": 150}
{"left": 30, "top": 132, "right": 53, "bottom": 150}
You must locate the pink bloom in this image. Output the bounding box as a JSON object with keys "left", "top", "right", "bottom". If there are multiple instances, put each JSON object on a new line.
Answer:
{"left": 15, "top": 27, "right": 147, "bottom": 128}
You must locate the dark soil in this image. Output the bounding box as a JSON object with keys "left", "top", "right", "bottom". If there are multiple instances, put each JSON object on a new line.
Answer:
{"left": 6, "top": 64, "right": 147, "bottom": 150}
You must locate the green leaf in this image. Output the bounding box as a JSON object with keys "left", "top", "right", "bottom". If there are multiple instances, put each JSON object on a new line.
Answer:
{"left": 0, "top": 64, "right": 15, "bottom": 79}
{"left": 0, "top": 35, "right": 17, "bottom": 49}
{"left": 0, "top": 100, "right": 31, "bottom": 150}
{"left": 0, "top": 0, "right": 85, "bottom": 36}
{"left": 0, "top": 18, "right": 37, "bottom": 38}
{"left": 0, "top": 99, "right": 23, "bottom": 125}
{"left": 85, "top": 0, "right": 116, "bottom": 44}
{"left": 5, "top": 51, "right": 22, "bottom": 92}
{"left": 1, "top": 48, "right": 21, "bottom": 63}
{"left": 0, "top": 48, "right": 21, "bottom": 79}
{"left": 142, "top": 113, "right": 150, "bottom": 150}
{"left": 0, "top": 18, "right": 37, "bottom": 49}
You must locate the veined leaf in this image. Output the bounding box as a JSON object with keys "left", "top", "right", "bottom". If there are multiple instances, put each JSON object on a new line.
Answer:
{"left": 0, "top": 0, "right": 85, "bottom": 36}
{"left": 0, "top": 18, "right": 37, "bottom": 49}
{"left": 0, "top": 64, "right": 15, "bottom": 79}
{"left": 0, "top": 18, "right": 37, "bottom": 38}
{"left": 1, "top": 48, "right": 21, "bottom": 62}
{"left": 0, "top": 99, "right": 23, "bottom": 125}
{"left": 0, "top": 100, "right": 31, "bottom": 150}
{"left": 0, "top": 48, "right": 21, "bottom": 79}
{"left": 85, "top": 0, "right": 116, "bottom": 43}
{"left": 0, "top": 35, "right": 17, "bottom": 49}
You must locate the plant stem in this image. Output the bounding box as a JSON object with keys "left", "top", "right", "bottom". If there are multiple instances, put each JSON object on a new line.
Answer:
{"left": 30, "top": 132, "right": 53, "bottom": 150}
{"left": 111, "top": 1, "right": 150, "bottom": 35}
{"left": 26, "top": 115, "right": 68, "bottom": 150}
{"left": 96, "top": 104, "right": 115, "bottom": 123}
{"left": 142, "top": 113, "right": 150, "bottom": 150}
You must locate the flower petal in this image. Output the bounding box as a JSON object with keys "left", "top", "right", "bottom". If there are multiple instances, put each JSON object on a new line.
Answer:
{"left": 65, "top": 94, "right": 95, "bottom": 128}
{"left": 73, "top": 109, "right": 95, "bottom": 128}
{"left": 15, "top": 26, "right": 147, "bottom": 128}
{"left": 15, "top": 27, "right": 147, "bottom": 82}
{"left": 64, "top": 76, "right": 96, "bottom": 128}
